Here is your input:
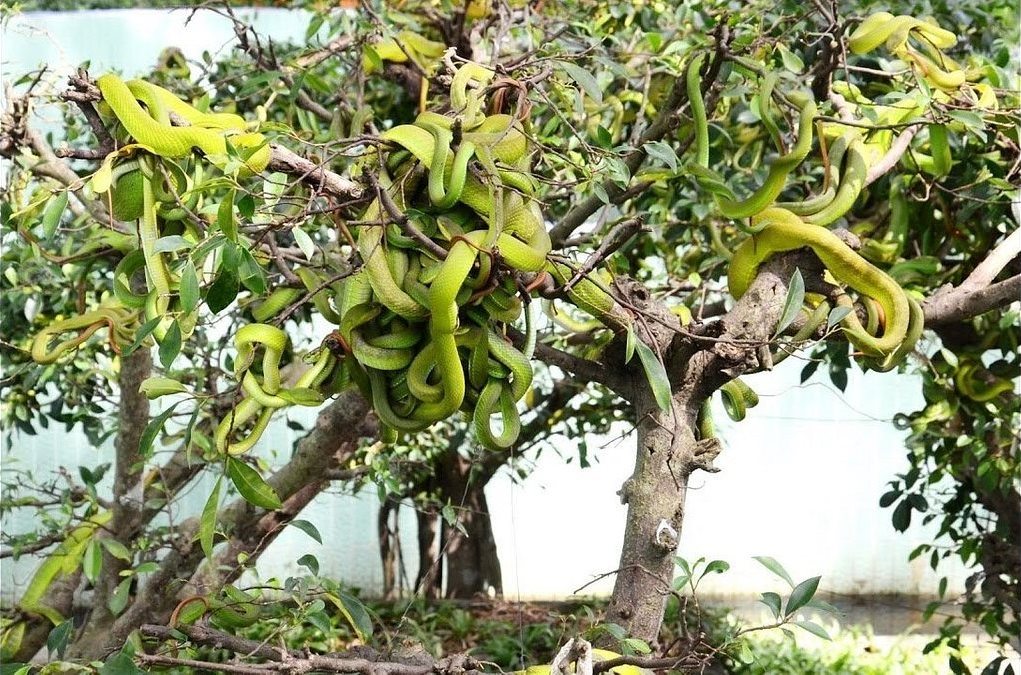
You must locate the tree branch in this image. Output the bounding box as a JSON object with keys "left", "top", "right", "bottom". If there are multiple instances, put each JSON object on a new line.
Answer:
{"left": 864, "top": 124, "right": 922, "bottom": 186}
{"left": 140, "top": 623, "right": 481, "bottom": 675}
{"left": 923, "top": 274, "right": 1021, "bottom": 326}
{"left": 960, "top": 228, "right": 1021, "bottom": 290}
{"left": 266, "top": 144, "right": 363, "bottom": 200}
{"left": 67, "top": 390, "right": 377, "bottom": 661}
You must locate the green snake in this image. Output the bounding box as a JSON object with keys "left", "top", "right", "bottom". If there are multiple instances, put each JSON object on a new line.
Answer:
{"left": 848, "top": 12, "right": 965, "bottom": 91}
{"left": 678, "top": 34, "right": 943, "bottom": 431}
{"left": 36, "top": 16, "right": 954, "bottom": 454}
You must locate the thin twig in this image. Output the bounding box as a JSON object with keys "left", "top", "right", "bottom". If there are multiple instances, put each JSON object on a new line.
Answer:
{"left": 562, "top": 217, "right": 646, "bottom": 292}
{"left": 366, "top": 173, "right": 448, "bottom": 260}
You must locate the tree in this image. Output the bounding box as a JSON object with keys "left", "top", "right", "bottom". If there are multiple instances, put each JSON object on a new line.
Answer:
{"left": 1, "top": 0, "right": 1017, "bottom": 671}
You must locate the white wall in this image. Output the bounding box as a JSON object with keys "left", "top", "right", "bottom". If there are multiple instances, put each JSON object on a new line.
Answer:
{"left": 1, "top": 9, "right": 972, "bottom": 604}
{"left": 488, "top": 358, "right": 971, "bottom": 599}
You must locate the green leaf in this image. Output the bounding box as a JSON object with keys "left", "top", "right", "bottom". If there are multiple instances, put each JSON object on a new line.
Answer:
{"left": 634, "top": 340, "right": 672, "bottom": 412}
{"left": 206, "top": 270, "right": 239, "bottom": 313}
{"left": 46, "top": 620, "right": 72, "bottom": 659}
{"left": 892, "top": 499, "right": 912, "bottom": 531}
{"left": 363, "top": 45, "right": 383, "bottom": 72}
{"left": 306, "top": 609, "right": 332, "bottom": 634}
{"left": 158, "top": 321, "right": 182, "bottom": 369}
{"left": 805, "top": 598, "right": 842, "bottom": 615}
{"left": 777, "top": 44, "right": 805, "bottom": 73}
{"left": 138, "top": 377, "right": 187, "bottom": 399}
{"left": 624, "top": 324, "right": 636, "bottom": 363}
{"left": 759, "top": 591, "right": 782, "bottom": 619}
{"left": 200, "top": 477, "right": 222, "bottom": 560}
{"left": 99, "top": 650, "right": 143, "bottom": 675}
{"left": 298, "top": 554, "right": 320, "bottom": 576}
{"left": 621, "top": 638, "right": 651, "bottom": 655}
{"left": 41, "top": 192, "right": 68, "bottom": 241}
{"left": 108, "top": 577, "right": 132, "bottom": 616}
{"left": 793, "top": 620, "right": 830, "bottom": 640}
{"left": 753, "top": 556, "right": 795, "bottom": 587}
{"left": 785, "top": 576, "right": 821, "bottom": 617}
{"left": 179, "top": 260, "right": 200, "bottom": 314}
{"left": 83, "top": 538, "right": 102, "bottom": 584}
{"left": 122, "top": 317, "right": 161, "bottom": 356}
{"left": 441, "top": 502, "right": 458, "bottom": 527}
{"left": 645, "top": 140, "right": 679, "bottom": 171}
{"left": 559, "top": 61, "right": 603, "bottom": 104}
{"left": 239, "top": 248, "right": 267, "bottom": 294}
{"left": 774, "top": 269, "right": 805, "bottom": 337}
{"left": 227, "top": 457, "right": 282, "bottom": 510}
{"left": 292, "top": 227, "right": 315, "bottom": 261}
{"left": 703, "top": 559, "right": 730, "bottom": 576}
{"left": 826, "top": 306, "right": 852, "bottom": 330}
{"left": 153, "top": 235, "right": 192, "bottom": 254}
{"left": 217, "top": 190, "right": 237, "bottom": 241}
{"left": 237, "top": 194, "right": 256, "bottom": 220}
{"left": 100, "top": 538, "right": 132, "bottom": 562}
{"left": 326, "top": 590, "right": 373, "bottom": 641}
{"left": 879, "top": 490, "right": 900, "bottom": 508}
{"left": 133, "top": 562, "right": 159, "bottom": 575}
{"left": 138, "top": 402, "right": 181, "bottom": 458}
{"left": 290, "top": 519, "right": 323, "bottom": 544}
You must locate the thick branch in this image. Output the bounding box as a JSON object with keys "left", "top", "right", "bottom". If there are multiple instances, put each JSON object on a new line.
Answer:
{"left": 140, "top": 623, "right": 479, "bottom": 675}
{"left": 267, "top": 144, "right": 363, "bottom": 200}
{"left": 91, "top": 348, "right": 152, "bottom": 629}
{"left": 68, "top": 390, "right": 376, "bottom": 660}
{"left": 923, "top": 274, "right": 1021, "bottom": 326}
{"left": 960, "top": 228, "right": 1021, "bottom": 290}
{"left": 864, "top": 124, "right": 922, "bottom": 186}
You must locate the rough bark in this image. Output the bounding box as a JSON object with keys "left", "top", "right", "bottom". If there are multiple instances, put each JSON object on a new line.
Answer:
{"left": 414, "top": 509, "right": 442, "bottom": 599}
{"left": 441, "top": 480, "right": 503, "bottom": 599}
{"left": 435, "top": 452, "right": 503, "bottom": 599}
{"left": 90, "top": 347, "right": 151, "bottom": 630}
{"left": 605, "top": 388, "right": 698, "bottom": 644}
{"left": 10, "top": 349, "right": 151, "bottom": 662}
{"left": 607, "top": 260, "right": 799, "bottom": 644}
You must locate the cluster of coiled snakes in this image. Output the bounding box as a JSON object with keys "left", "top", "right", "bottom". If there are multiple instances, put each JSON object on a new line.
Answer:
{"left": 30, "top": 12, "right": 995, "bottom": 452}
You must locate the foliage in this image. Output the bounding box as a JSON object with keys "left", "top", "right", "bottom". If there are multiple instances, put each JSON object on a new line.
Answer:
{"left": 0, "top": 0, "right": 1018, "bottom": 670}
{"left": 729, "top": 625, "right": 994, "bottom": 675}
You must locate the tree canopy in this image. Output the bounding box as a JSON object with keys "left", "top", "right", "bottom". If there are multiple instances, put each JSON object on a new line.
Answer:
{"left": 0, "top": 0, "right": 1017, "bottom": 672}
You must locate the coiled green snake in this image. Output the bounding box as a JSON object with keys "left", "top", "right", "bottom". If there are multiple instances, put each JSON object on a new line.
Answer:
{"left": 34, "top": 15, "right": 960, "bottom": 453}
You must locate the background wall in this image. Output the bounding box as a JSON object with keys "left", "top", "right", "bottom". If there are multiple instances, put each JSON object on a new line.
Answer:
{"left": 1, "top": 8, "right": 970, "bottom": 605}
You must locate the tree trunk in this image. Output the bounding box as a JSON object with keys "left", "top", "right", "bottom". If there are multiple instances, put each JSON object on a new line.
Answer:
{"left": 434, "top": 453, "right": 503, "bottom": 599}
{"left": 604, "top": 264, "right": 794, "bottom": 644}
{"left": 442, "top": 478, "right": 502, "bottom": 599}
{"left": 605, "top": 388, "right": 699, "bottom": 645}
{"left": 414, "top": 509, "right": 442, "bottom": 599}
{"left": 379, "top": 498, "right": 400, "bottom": 599}
{"left": 89, "top": 347, "right": 151, "bottom": 631}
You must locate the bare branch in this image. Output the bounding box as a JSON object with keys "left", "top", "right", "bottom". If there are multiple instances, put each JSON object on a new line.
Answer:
{"left": 923, "top": 274, "right": 1021, "bottom": 326}
{"left": 266, "top": 144, "right": 363, "bottom": 200}
{"left": 960, "top": 227, "right": 1021, "bottom": 290}
{"left": 864, "top": 124, "right": 923, "bottom": 186}
{"left": 140, "top": 623, "right": 481, "bottom": 675}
